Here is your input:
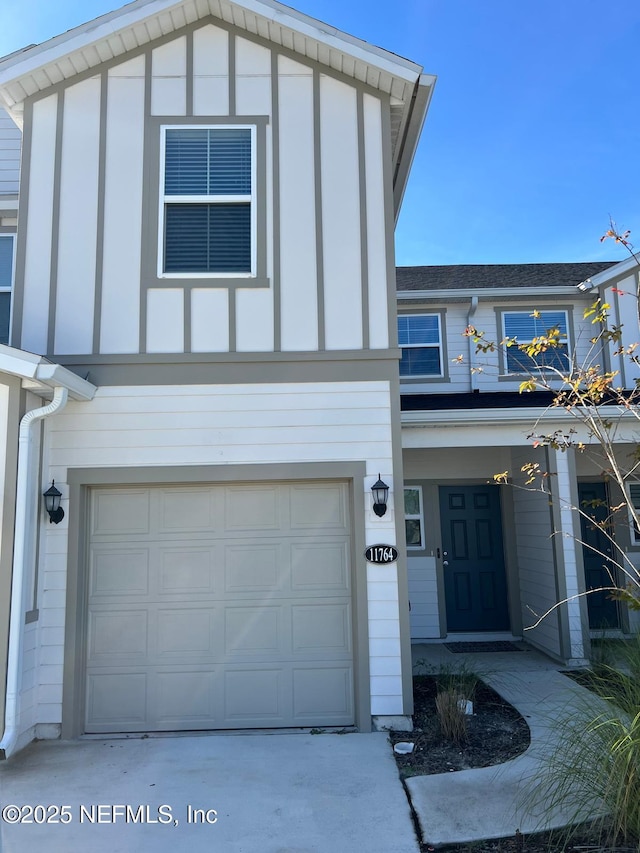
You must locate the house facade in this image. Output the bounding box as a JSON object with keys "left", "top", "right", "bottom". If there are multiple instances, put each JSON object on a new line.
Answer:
{"left": 0, "top": 0, "right": 435, "bottom": 757}
{"left": 398, "top": 263, "right": 640, "bottom": 663}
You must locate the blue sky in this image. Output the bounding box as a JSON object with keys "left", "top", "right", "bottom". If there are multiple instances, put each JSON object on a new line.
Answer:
{"left": 1, "top": 0, "right": 639, "bottom": 266}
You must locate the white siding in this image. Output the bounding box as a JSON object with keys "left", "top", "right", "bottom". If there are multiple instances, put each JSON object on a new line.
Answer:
{"left": 511, "top": 446, "right": 562, "bottom": 659}
{"left": 236, "top": 287, "right": 274, "bottom": 351}
{"left": 0, "top": 108, "right": 21, "bottom": 195}
{"left": 147, "top": 288, "right": 184, "bottom": 352}
{"left": 33, "top": 381, "right": 401, "bottom": 722}
{"left": 235, "top": 37, "right": 271, "bottom": 116}
{"left": 21, "top": 95, "right": 57, "bottom": 354}
{"left": 611, "top": 273, "right": 640, "bottom": 389}
{"left": 320, "top": 75, "right": 362, "bottom": 350}
{"left": 151, "top": 37, "right": 186, "bottom": 115}
{"left": 363, "top": 94, "right": 388, "bottom": 350}
{"left": 193, "top": 24, "right": 229, "bottom": 115}
{"left": 55, "top": 77, "right": 101, "bottom": 354}
{"left": 278, "top": 56, "right": 318, "bottom": 352}
{"left": 100, "top": 56, "right": 145, "bottom": 354}
{"left": 191, "top": 288, "right": 229, "bottom": 352}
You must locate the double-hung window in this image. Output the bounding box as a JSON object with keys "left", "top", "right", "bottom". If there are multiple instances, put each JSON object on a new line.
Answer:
{"left": 160, "top": 126, "right": 255, "bottom": 277}
{"left": 0, "top": 234, "right": 14, "bottom": 345}
{"left": 398, "top": 314, "right": 443, "bottom": 377}
{"left": 502, "top": 310, "right": 570, "bottom": 374}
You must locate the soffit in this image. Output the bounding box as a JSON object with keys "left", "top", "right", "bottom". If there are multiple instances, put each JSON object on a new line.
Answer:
{"left": 0, "top": 0, "right": 423, "bottom": 114}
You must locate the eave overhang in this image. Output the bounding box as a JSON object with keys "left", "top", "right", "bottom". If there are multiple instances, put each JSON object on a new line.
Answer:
{"left": 0, "top": 345, "right": 97, "bottom": 401}
{"left": 577, "top": 256, "right": 640, "bottom": 292}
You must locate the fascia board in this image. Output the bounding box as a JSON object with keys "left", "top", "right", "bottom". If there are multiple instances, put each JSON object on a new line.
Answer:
{"left": 393, "top": 74, "right": 436, "bottom": 221}
{"left": 401, "top": 404, "right": 635, "bottom": 429}
{"left": 0, "top": 0, "right": 422, "bottom": 93}
{"left": 397, "top": 286, "right": 582, "bottom": 301}
{"left": 577, "top": 256, "right": 640, "bottom": 291}
{"left": 0, "top": 345, "right": 96, "bottom": 400}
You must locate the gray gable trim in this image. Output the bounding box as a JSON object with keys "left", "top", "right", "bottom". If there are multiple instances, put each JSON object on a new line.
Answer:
{"left": 396, "top": 262, "right": 618, "bottom": 293}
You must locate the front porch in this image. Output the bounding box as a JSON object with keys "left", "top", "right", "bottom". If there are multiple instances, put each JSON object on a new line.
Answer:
{"left": 403, "top": 441, "right": 640, "bottom": 666}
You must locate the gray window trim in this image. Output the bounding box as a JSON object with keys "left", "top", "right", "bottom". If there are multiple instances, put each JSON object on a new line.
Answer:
{"left": 495, "top": 305, "right": 575, "bottom": 379}
{"left": 142, "top": 115, "right": 270, "bottom": 291}
{"left": 397, "top": 308, "right": 449, "bottom": 383}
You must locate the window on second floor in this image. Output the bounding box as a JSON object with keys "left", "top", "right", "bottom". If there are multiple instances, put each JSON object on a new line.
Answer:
{"left": 159, "top": 126, "right": 255, "bottom": 277}
{"left": 502, "top": 310, "right": 570, "bottom": 374}
{"left": 0, "top": 233, "right": 14, "bottom": 346}
{"left": 398, "top": 313, "right": 443, "bottom": 377}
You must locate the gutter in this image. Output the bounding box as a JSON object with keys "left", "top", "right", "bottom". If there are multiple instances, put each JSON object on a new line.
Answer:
{"left": 0, "top": 387, "right": 69, "bottom": 759}
{"left": 397, "top": 286, "right": 582, "bottom": 302}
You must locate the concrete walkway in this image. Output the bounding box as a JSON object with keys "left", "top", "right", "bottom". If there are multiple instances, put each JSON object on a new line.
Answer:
{"left": 406, "top": 643, "right": 604, "bottom": 848}
{"left": 0, "top": 731, "right": 419, "bottom": 853}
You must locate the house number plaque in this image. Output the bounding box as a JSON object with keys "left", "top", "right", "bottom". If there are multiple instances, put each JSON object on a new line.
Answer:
{"left": 364, "top": 544, "right": 398, "bottom": 565}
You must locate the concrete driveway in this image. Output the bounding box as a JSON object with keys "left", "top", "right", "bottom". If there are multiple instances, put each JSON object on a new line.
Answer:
{"left": 0, "top": 731, "right": 419, "bottom": 853}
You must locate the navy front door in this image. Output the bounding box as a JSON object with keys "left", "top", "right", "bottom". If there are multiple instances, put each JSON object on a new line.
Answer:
{"left": 578, "top": 482, "right": 620, "bottom": 629}
{"left": 439, "top": 485, "right": 510, "bottom": 632}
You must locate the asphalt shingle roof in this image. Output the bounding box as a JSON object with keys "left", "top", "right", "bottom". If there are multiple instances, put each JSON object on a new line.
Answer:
{"left": 396, "top": 262, "right": 618, "bottom": 291}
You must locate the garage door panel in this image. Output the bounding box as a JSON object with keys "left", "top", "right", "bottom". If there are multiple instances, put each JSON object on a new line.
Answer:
{"left": 223, "top": 668, "right": 285, "bottom": 723}
{"left": 88, "top": 609, "right": 148, "bottom": 660}
{"left": 225, "top": 486, "right": 280, "bottom": 531}
{"left": 292, "top": 666, "right": 353, "bottom": 722}
{"left": 224, "top": 542, "right": 282, "bottom": 593}
{"left": 90, "top": 548, "right": 150, "bottom": 596}
{"left": 91, "top": 489, "right": 151, "bottom": 536}
{"left": 86, "top": 672, "right": 148, "bottom": 729}
{"left": 157, "top": 608, "right": 215, "bottom": 654}
{"left": 291, "top": 603, "right": 351, "bottom": 655}
{"left": 157, "top": 488, "right": 218, "bottom": 533}
{"left": 290, "top": 541, "right": 350, "bottom": 592}
{"left": 159, "top": 547, "right": 215, "bottom": 594}
{"left": 156, "top": 670, "right": 216, "bottom": 723}
{"left": 224, "top": 605, "right": 283, "bottom": 657}
{"left": 289, "top": 484, "right": 348, "bottom": 532}
{"left": 85, "top": 481, "right": 354, "bottom": 733}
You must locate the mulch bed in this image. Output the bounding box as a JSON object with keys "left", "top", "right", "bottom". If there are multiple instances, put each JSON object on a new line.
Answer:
{"left": 389, "top": 675, "right": 530, "bottom": 779}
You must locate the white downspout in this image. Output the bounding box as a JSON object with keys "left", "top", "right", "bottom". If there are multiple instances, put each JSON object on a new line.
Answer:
{"left": 468, "top": 296, "right": 479, "bottom": 391}
{"left": 0, "top": 386, "right": 69, "bottom": 760}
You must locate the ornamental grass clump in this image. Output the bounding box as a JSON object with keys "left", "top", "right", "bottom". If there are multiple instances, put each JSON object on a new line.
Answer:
{"left": 527, "top": 635, "right": 640, "bottom": 850}
{"left": 434, "top": 663, "right": 479, "bottom": 745}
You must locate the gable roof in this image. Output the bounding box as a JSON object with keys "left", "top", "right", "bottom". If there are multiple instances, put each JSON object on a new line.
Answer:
{"left": 396, "top": 261, "right": 618, "bottom": 293}
{"left": 0, "top": 0, "right": 435, "bottom": 216}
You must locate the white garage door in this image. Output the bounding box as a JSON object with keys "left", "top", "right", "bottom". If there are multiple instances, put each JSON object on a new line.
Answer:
{"left": 85, "top": 482, "right": 354, "bottom": 733}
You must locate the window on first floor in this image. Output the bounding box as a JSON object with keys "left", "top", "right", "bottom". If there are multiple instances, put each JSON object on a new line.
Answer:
{"left": 404, "top": 486, "right": 424, "bottom": 549}
{"left": 502, "top": 310, "right": 570, "bottom": 374}
{"left": 398, "top": 313, "right": 443, "bottom": 377}
{"left": 0, "top": 233, "right": 14, "bottom": 345}
{"left": 628, "top": 483, "right": 640, "bottom": 544}
{"left": 159, "top": 125, "right": 255, "bottom": 277}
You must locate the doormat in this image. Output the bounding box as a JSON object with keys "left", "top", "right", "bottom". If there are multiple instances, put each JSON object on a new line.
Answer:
{"left": 443, "top": 641, "right": 526, "bottom": 654}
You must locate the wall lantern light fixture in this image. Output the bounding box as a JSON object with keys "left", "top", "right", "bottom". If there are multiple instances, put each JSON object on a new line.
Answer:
{"left": 371, "top": 474, "right": 389, "bottom": 518}
{"left": 43, "top": 481, "right": 64, "bottom": 524}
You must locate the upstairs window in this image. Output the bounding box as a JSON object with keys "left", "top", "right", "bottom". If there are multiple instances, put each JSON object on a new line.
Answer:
{"left": 160, "top": 126, "right": 255, "bottom": 277}
{"left": 0, "top": 234, "right": 14, "bottom": 345}
{"left": 398, "top": 314, "right": 443, "bottom": 377}
{"left": 502, "top": 310, "right": 570, "bottom": 373}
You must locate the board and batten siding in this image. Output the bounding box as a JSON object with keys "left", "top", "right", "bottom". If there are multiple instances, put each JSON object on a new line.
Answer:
{"left": 0, "top": 108, "right": 20, "bottom": 196}
{"left": 26, "top": 380, "right": 403, "bottom": 731}
{"left": 16, "top": 22, "right": 392, "bottom": 359}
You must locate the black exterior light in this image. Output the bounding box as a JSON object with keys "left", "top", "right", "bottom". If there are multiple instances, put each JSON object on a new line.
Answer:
{"left": 43, "top": 481, "right": 64, "bottom": 525}
{"left": 371, "top": 474, "right": 389, "bottom": 518}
